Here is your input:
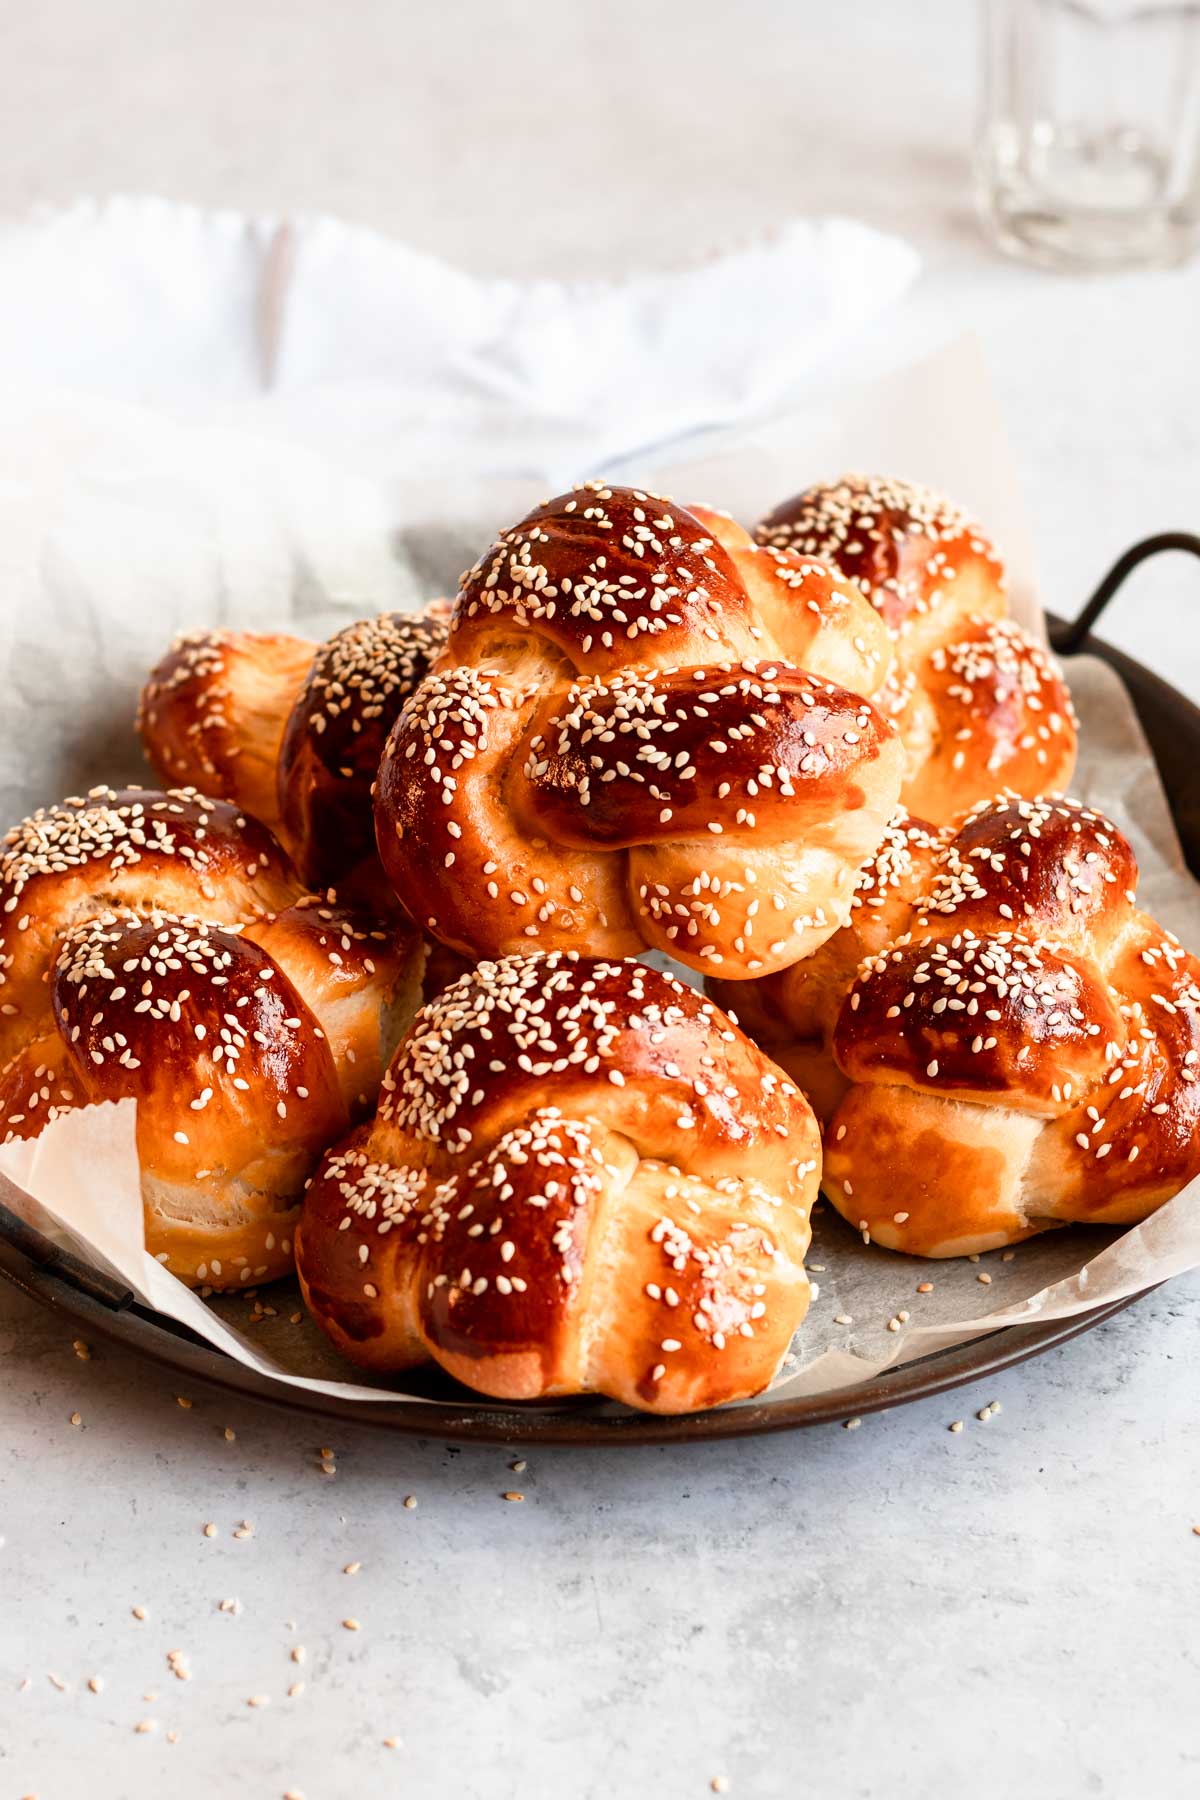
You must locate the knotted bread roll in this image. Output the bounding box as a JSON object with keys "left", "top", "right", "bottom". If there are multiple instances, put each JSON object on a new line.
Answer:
{"left": 728, "top": 794, "right": 1200, "bottom": 1257}
{"left": 0, "top": 786, "right": 424, "bottom": 1285}
{"left": 709, "top": 807, "right": 947, "bottom": 1123}
{"left": 375, "top": 482, "right": 905, "bottom": 980}
{"left": 138, "top": 606, "right": 449, "bottom": 892}
{"left": 755, "top": 475, "right": 1077, "bottom": 823}
{"left": 295, "top": 950, "right": 819, "bottom": 1413}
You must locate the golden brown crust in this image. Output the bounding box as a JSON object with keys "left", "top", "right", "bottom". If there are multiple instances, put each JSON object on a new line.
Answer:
{"left": 376, "top": 483, "right": 905, "bottom": 980}
{"left": 251, "top": 896, "right": 425, "bottom": 1114}
{"left": 834, "top": 930, "right": 1124, "bottom": 1111}
{"left": 821, "top": 1088, "right": 1047, "bottom": 1258}
{"left": 376, "top": 658, "right": 903, "bottom": 978}
{"left": 276, "top": 609, "right": 449, "bottom": 890}
{"left": 451, "top": 484, "right": 893, "bottom": 695}
{"left": 137, "top": 630, "right": 316, "bottom": 834}
{"left": 51, "top": 911, "right": 348, "bottom": 1285}
{"left": 882, "top": 618, "right": 1077, "bottom": 822}
{"left": 757, "top": 472, "right": 1006, "bottom": 637}
{"left": 295, "top": 951, "right": 818, "bottom": 1414}
{"left": 817, "top": 796, "right": 1200, "bottom": 1254}
{"left": 710, "top": 808, "right": 945, "bottom": 1072}
{"left": 716, "top": 794, "right": 1200, "bottom": 1252}
{"left": 755, "top": 475, "right": 1077, "bottom": 822}
{"left": 0, "top": 785, "right": 297, "bottom": 1064}
{"left": 138, "top": 608, "right": 451, "bottom": 896}
{"left": 0, "top": 785, "right": 424, "bottom": 1287}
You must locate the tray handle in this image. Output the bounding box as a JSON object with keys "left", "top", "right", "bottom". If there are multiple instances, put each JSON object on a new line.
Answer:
{"left": 1050, "top": 532, "right": 1200, "bottom": 656}
{"left": 0, "top": 1180, "right": 134, "bottom": 1311}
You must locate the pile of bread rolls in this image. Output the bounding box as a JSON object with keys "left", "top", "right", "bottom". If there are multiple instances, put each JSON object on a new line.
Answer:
{"left": 5, "top": 473, "right": 1196, "bottom": 1416}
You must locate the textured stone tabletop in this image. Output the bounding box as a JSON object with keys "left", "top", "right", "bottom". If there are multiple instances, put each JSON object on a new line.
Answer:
{"left": 2, "top": 4, "right": 1200, "bottom": 1798}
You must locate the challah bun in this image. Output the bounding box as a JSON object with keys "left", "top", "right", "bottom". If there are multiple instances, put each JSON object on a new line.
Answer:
{"left": 756, "top": 475, "right": 1077, "bottom": 823}
{"left": 296, "top": 951, "right": 819, "bottom": 1412}
{"left": 375, "top": 483, "right": 905, "bottom": 980}
{"left": 138, "top": 606, "right": 449, "bottom": 893}
{"left": 0, "top": 786, "right": 423, "bottom": 1285}
{"left": 724, "top": 794, "right": 1200, "bottom": 1258}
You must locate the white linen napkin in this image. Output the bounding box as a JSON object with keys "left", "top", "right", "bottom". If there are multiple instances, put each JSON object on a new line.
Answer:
{"left": 0, "top": 197, "right": 919, "bottom": 483}
{"left": 0, "top": 196, "right": 920, "bottom": 818}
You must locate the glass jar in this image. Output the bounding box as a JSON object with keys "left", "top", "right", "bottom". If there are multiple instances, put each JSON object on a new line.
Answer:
{"left": 976, "top": 0, "right": 1200, "bottom": 270}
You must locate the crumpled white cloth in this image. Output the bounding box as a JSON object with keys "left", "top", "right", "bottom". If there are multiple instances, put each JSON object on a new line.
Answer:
{"left": 0, "top": 197, "right": 920, "bottom": 483}
{"left": 0, "top": 196, "right": 920, "bottom": 818}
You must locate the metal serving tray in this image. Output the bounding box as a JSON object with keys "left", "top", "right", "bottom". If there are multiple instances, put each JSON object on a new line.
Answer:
{"left": 1, "top": 534, "right": 1197, "bottom": 1444}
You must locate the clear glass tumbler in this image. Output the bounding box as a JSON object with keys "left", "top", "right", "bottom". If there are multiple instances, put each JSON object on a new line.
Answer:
{"left": 976, "top": 0, "right": 1200, "bottom": 270}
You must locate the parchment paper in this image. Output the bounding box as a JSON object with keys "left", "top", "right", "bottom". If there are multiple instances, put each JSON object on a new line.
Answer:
{"left": 2, "top": 342, "right": 1197, "bottom": 1410}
